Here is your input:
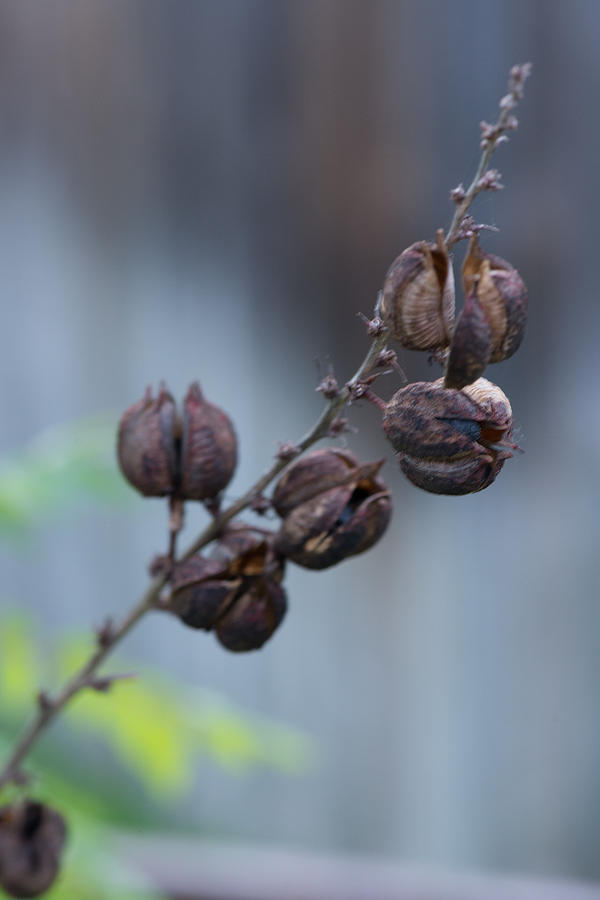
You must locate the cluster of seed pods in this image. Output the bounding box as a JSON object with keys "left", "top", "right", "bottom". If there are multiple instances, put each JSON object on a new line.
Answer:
{"left": 377, "top": 231, "right": 527, "bottom": 495}
{"left": 117, "top": 388, "right": 392, "bottom": 653}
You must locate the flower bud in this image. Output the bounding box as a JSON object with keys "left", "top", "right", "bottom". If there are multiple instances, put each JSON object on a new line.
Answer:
{"left": 382, "top": 377, "right": 515, "bottom": 495}
{"left": 0, "top": 801, "right": 67, "bottom": 898}
{"left": 117, "top": 382, "right": 237, "bottom": 501}
{"left": 117, "top": 385, "right": 178, "bottom": 497}
{"left": 273, "top": 448, "right": 391, "bottom": 570}
{"left": 462, "top": 235, "right": 527, "bottom": 363}
{"left": 380, "top": 229, "right": 455, "bottom": 351}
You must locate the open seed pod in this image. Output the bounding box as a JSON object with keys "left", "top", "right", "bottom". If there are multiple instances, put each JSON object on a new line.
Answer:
{"left": 117, "top": 381, "right": 237, "bottom": 501}
{"left": 0, "top": 801, "right": 67, "bottom": 899}
{"left": 444, "top": 289, "right": 492, "bottom": 390}
{"left": 273, "top": 448, "right": 391, "bottom": 570}
{"left": 462, "top": 234, "right": 528, "bottom": 363}
{"left": 380, "top": 229, "right": 455, "bottom": 351}
{"left": 382, "top": 377, "right": 516, "bottom": 495}
{"left": 170, "top": 527, "right": 287, "bottom": 651}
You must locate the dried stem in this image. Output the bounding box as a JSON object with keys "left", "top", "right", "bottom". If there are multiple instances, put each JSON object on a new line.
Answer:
{"left": 0, "top": 319, "right": 390, "bottom": 795}
{"left": 0, "top": 63, "right": 531, "bottom": 798}
{"left": 445, "top": 63, "right": 531, "bottom": 249}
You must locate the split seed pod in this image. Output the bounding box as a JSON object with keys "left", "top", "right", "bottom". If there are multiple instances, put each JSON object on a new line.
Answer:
{"left": 461, "top": 234, "right": 527, "bottom": 363}
{"left": 444, "top": 290, "right": 492, "bottom": 390}
{"left": 170, "top": 527, "right": 287, "bottom": 651}
{"left": 380, "top": 229, "right": 455, "bottom": 351}
{"left": 273, "top": 448, "right": 391, "bottom": 570}
{"left": 382, "top": 377, "right": 515, "bottom": 495}
{"left": 117, "top": 381, "right": 237, "bottom": 501}
{"left": 0, "top": 801, "right": 67, "bottom": 898}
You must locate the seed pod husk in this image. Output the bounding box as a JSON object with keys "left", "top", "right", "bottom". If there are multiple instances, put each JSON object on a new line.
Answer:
{"left": 272, "top": 448, "right": 363, "bottom": 518}
{"left": 382, "top": 377, "right": 514, "bottom": 495}
{"left": 179, "top": 382, "right": 238, "bottom": 500}
{"left": 117, "top": 385, "right": 178, "bottom": 496}
{"left": 215, "top": 578, "right": 287, "bottom": 652}
{"left": 0, "top": 801, "right": 67, "bottom": 898}
{"left": 170, "top": 556, "right": 240, "bottom": 630}
{"left": 462, "top": 235, "right": 527, "bottom": 363}
{"left": 273, "top": 450, "right": 391, "bottom": 569}
{"left": 380, "top": 229, "right": 455, "bottom": 351}
{"left": 444, "top": 289, "right": 492, "bottom": 389}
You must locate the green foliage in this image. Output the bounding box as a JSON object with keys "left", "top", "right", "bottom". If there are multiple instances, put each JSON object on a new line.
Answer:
{"left": 0, "top": 418, "right": 128, "bottom": 537}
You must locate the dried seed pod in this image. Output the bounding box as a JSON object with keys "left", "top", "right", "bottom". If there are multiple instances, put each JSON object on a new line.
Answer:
{"left": 215, "top": 578, "right": 287, "bottom": 652}
{"left": 380, "top": 229, "right": 455, "bottom": 351}
{"left": 117, "top": 382, "right": 237, "bottom": 501}
{"left": 0, "top": 801, "right": 67, "bottom": 898}
{"left": 272, "top": 447, "right": 363, "bottom": 518}
{"left": 179, "top": 382, "right": 238, "bottom": 500}
{"left": 382, "top": 377, "right": 514, "bottom": 495}
{"left": 444, "top": 290, "right": 492, "bottom": 389}
{"left": 117, "top": 385, "right": 178, "bottom": 496}
{"left": 273, "top": 449, "right": 392, "bottom": 569}
{"left": 170, "top": 556, "right": 240, "bottom": 630}
{"left": 462, "top": 235, "right": 527, "bottom": 362}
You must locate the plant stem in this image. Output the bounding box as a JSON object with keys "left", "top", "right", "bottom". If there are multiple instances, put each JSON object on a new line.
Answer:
{"left": 0, "top": 325, "right": 390, "bottom": 795}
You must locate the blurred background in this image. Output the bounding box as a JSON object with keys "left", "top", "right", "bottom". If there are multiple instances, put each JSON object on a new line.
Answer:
{"left": 1, "top": 0, "right": 599, "bottom": 898}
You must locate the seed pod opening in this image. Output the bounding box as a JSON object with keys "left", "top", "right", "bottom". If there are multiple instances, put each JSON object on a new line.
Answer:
{"left": 381, "top": 229, "right": 455, "bottom": 351}
{"left": 382, "top": 377, "right": 514, "bottom": 495}
{"left": 170, "top": 556, "right": 240, "bottom": 630}
{"left": 462, "top": 235, "right": 528, "bottom": 363}
{"left": 0, "top": 801, "right": 67, "bottom": 899}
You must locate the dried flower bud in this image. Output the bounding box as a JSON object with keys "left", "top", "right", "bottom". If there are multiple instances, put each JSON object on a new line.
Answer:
{"left": 462, "top": 235, "right": 527, "bottom": 363}
{"left": 0, "top": 801, "right": 67, "bottom": 898}
{"left": 382, "top": 377, "right": 515, "bottom": 495}
{"left": 380, "top": 229, "right": 455, "bottom": 351}
{"left": 117, "top": 382, "right": 237, "bottom": 501}
{"left": 273, "top": 448, "right": 391, "bottom": 570}
{"left": 215, "top": 578, "right": 287, "bottom": 652}
{"left": 444, "top": 290, "right": 492, "bottom": 390}
{"left": 117, "top": 385, "right": 178, "bottom": 497}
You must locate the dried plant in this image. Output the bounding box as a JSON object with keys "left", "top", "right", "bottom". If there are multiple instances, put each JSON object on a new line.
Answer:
{"left": 0, "top": 63, "right": 531, "bottom": 897}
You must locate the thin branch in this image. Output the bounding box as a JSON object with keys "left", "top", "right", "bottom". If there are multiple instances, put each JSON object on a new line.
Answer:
{"left": 445, "top": 62, "right": 531, "bottom": 249}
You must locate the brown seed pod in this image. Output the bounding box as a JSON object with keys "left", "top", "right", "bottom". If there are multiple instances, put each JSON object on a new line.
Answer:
{"left": 170, "top": 556, "right": 240, "bottom": 630}
{"left": 272, "top": 447, "right": 364, "bottom": 518}
{"left": 0, "top": 801, "right": 67, "bottom": 898}
{"left": 215, "top": 578, "right": 287, "bottom": 652}
{"left": 273, "top": 449, "right": 392, "bottom": 569}
{"left": 382, "top": 377, "right": 515, "bottom": 495}
{"left": 444, "top": 289, "right": 492, "bottom": 390}
{"left": 169, "top": 527, "right": 287, "bottom": 650}
{"left": 179, "top": 382, "right": 238, "bottom": 500}
{"left": 117, "top": 382, "right": 238, "bottom": 501}
{"left": 117, "top": 384, "right": 178, "bottom": 497}
{"left": 380, "top": 229, "right": 455, "bottom": 351}
{"left": 462, "top": 235, "right": 528, "bottom": 362}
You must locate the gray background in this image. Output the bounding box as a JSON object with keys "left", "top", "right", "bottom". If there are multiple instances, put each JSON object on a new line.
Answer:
{"left": 1, "top": 0, "right": 599, "bottom": 885}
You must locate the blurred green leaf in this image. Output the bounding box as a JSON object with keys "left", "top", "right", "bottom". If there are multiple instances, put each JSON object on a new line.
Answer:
{"left": 0, "top": 417, "right": 128, "bottom": 537}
